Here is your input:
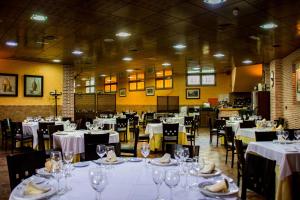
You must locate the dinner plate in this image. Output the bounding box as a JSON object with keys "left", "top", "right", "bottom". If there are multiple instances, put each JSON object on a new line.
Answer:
{"left": 12, "top": 182, "right": 56, "bottom": 200}
{"left": 73, "top": 161, "right": 90, "bottom": 167}
{"left": 198, "top": 181, "right": 239, "bottom": 197}
{"left": 128, "top": 157, "right": 143, "bottom": 162}
{"left": 35, "top": 168, "right": 52, "bottom": 177}
{"left": 150, "top": 158, "right": 178, "bottom": 166}
{"left": 94, "top": 158, "right": 124, "bottom": 165}
{"left": 190, "top": 168, "right": 222, "bottom": 178}
{"left": 26, "top": 176, "right": 46, "bottom": 185}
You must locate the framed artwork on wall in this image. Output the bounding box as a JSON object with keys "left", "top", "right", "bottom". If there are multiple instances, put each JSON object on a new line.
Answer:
{"left": 0, "top": 73, "right": 18, "bottom": 96}
{"left": 146, "top": 87, "right": 155, "bottom": 96}
{"left": 119, "top": 88, "right": 126, "bottom": 97}
{"left": 24, "top": 75, "right": 43, "bottom": 97}
{"left": 186, "top": 88, "right": 200, "bottom": 99}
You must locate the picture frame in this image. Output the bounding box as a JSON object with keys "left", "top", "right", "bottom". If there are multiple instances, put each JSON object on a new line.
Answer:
{"left": 0, "top": 73, "right": 18, "bottom": 96}
{"left": 186, "top": 88, "right": 200, "bottom": 99}
{"left": 119, "top": 88, "right": 126, "bottom": 97}
{"left": 146, "top": 87, "right": 155, "bottom": 96}
{"left": 24, "top": 75, "right": 44, "bottom": 97}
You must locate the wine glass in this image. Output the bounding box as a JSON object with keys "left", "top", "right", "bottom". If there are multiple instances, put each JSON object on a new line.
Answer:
{"left": 105, "top": 145, "right": 115, "bottom": 154}
{"left": 63, "top": 151, "right": 74, "bottom": 191}
{"left": 141, "top": 143, "right": 150, "bottom": 166}
{"left": 152, "top": 168, "right": 165, "bottom": 200}
{"left": 86, "top": 122, "right": 91, "bottom": 130}
{"left": 50, "top": 151, "right": 64, "bottom": 196}
{"left": 276, "top": 130, "right": 283, "bottom": 141}
{"left": 164, "top": 169, "right": 180, "bottom": 200}
{"left": 283, "top": 131, "right": 289, "bottom": 141}
{"left": 182, "top": 148, "right": 190, "bottom": 162}
{"left": 99, "top": 123, "right": 104, "bottom": 130}
{"left": 89, "top": 168, "right": 108, "bottom": 200}
{"left": 96, "top": 145, "right": 107, "bottom": 162}
{"left": 174, "top": 146, "right": 183, "bottom": 165}
{"left": 294, "top": 130, "right": 300, "bottom": 140}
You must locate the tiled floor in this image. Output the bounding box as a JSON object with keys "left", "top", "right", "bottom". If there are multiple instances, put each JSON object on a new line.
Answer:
{"left": 0, "top": 128, "right": 263, "bottom": 200}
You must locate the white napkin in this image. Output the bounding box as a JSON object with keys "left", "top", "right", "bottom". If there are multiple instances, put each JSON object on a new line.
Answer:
{"left": 200, "top": 162, "right": 215, "bottom": 174}
{"left": 159, "top": 153, "right": 171, "bottom": 163}
{"left": 105, "top": 150, "right": 117, "bottom": 162}
{"left": 44, "top": 159, "right": 52, "bottom": 173}
{"left": 204, "top": 179, "right": 229, "bottom": 193}
{"left": 23, "top": 182, "right": 50, "bottom": 195}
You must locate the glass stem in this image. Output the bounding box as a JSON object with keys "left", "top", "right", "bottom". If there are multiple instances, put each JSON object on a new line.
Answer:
{"left": 96, "top": 192, "right": 102, "bottom": 200}
{"left": 170, "top": 187, "right": 173, "bottom": 200}
{"left": 156, "top": 184, "right": 160, "bottom": 199}
{"left": 57, "top": 178, "right": 60, "bottom": 193}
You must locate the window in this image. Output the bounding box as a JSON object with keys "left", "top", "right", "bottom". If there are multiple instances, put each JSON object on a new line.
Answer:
{"left": 128, "top": 72, "right": 145, "bottom": 91}
{"left": 104, "top": 75, "right": 117, "bottom": 93}
{"left": 155, "top": 69, "right": 173, "bottom": 89}
{"left": 186, "top": 66, "right": 216, "bottom": 86}
{"left": 85, "top": 77, "right": 95, "bottom": 93}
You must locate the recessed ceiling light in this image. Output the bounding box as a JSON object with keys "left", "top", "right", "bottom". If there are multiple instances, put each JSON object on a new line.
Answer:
{"left": 52, "top": 59, "right": 61, "bottom": 63}
{"left": 81, "top": 78, "right": 87, "bottom": 81}
{"left": 36, "top": 41, "right": 49, "bottom": 45}
{"left": 162, "top": 62, "right": 171, "bottom": 66}
{"left": 100, "top": 74, "right": 106, "bottom": 77}
{"left": 5, "top": 41, "right": 18, "bottom": 47}
{"left": 260, "top": 22, "right": 278, "bottom": 29}
{"left": 193, "top": 67, "right": 201, "bottom": 70}
{"left": 116, "top": 32, "right": 131, "bottom": 37}
{"left": 122, "top": 57, "right": 132, "bottom": 61}
{"left": 173, "top": 44, "right": 186, "bottom": 49}
{"left": 242, "top": 59, "right": 253, "bottom": 64}
{"left": 104, "top": 38, "right": 114, "bottom": 42}
{"left": 30, "top": 14, "right": 47, "bottom": 22}
{"left": 72, "top": 50, "right": 83, "bottom": 55}
{"left": 76, "top": 84, "right": 81, "bottom": 87}
{"left": 126, "top": 69, "right": 134, "bottom": 72}
{"left": 213, "top": 53, "right": 225, "bottom": 58}
{"left": 203, "top": 0, "right": 226, "bottom": 5}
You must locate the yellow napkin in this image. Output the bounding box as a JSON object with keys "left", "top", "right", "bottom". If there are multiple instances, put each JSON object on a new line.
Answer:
{"left": 204, "top": 179, "right": 229, "bottom": 193}
{"left": 44, "top": 159, "right": 52, "bottom": 173}
{"left": 105, "top": 150, "right": 117, "bottom": 162}
{"left": 23, "top": 182, "right": 50, "bottom": 195}
{"left": 200, "top": 162, "right": 215, "bottom": 174}
{"left": 159, "top": 153, "right": 171, "bottom": 163}
{"left": 276, "top": 124, "right": 283, "bottom": 131}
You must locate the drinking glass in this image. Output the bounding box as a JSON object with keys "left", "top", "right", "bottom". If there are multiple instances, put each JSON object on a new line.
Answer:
{"left": 50, "top": 151, "right": 64, "bottom": 196}
{"left": 99, "top": 123, "right": 104, "bottom": 130}
{"left": 86, "top": 122, "right": 91, "bottom": 130}
{"left": 63, "top": 151, "right": 74, "bottom": 191}
{"left": 164, "top": 170, "right": 180, "bottom": 200}
{"left": 105, "top": 145, "right": 115, "bottom": 154}
{"left": 283, "top": 131, "right": 289, "bottom": 141}
{"left": 89, "top": 168, "right": 107, "bottom": 200}
{"left": 96, "top": 145, "right": 107, "bottom": 161}
{"left": 152, "top": 168, "right": 165, "bottom": 200}
{"left": 141, "top": 143, "right": 150, "bottom": 166}
{"left": 182, "top": 148, "right": 190, "bottom": 162}
{"left": 294, "top": 130, "right": 300, "bottom": 140}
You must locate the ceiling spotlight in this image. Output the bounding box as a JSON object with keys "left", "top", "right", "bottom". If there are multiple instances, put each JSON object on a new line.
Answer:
{"left": 193, "top": 67, "right": 201, "bottom": 70}
{"left": 213, "top": 53, "right": 225, "bottom": 58}
{"left": 126, "top": 69, "right": 134, "bottom": 72}
{"left": 104, "top": 38, "right": 114, "bottom": 42}
{"left": 5, "top": 40, "right": 18, "bottom": 47}
{"left": 162, "top": 62, "right": 171, "bottom": 66}
{"left": 173, "top": 44, "right": 186, "bottom": 49}
{"left": 260, "top": 22, "right": 278, "bottom": 30}
{"left": 242, "top": 59, "right": 253, "bottom": 64}
{"left": 72, "top": 50, "right": 83, "bottom": 55}
{"left": 100, "top": 74, "right": 107, "bottom": 77}
{"left": 116, "top": 32, "right": 131, "bottom": 37}
{"left": 203, "top": 0, "right": 226, "bottom": 5}
{"left": 122, "top": 57, "right": 132, "bottom": 61}
{"left": 52, "top": 59, "right": 61, "bottom": 63}
{"left": 30, "top": 14, "right": 47, "bottom": 22}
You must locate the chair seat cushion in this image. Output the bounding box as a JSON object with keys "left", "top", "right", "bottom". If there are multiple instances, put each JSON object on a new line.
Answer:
{"left": 117, "top": 127, "right": 127, "bottom": 132}
{"left": 139, "top": 134, "right": 149, "bottom": 138}
{"left": 43, "top": 134, "right": 50, "bottom": 139}
{"left": 121, "top": 143, "right": 134, "bottom": 150}
{"left": 15, "top": 135, "right": 33, "bottom": 140}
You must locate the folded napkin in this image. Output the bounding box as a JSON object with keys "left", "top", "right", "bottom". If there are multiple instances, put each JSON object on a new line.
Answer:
{"left": 200, "top": 162, "right": 215, "bottom": 174}
{"left": 44, "top": 159, "right": 52, "bottom": 173}
{"left": 105, "top": 150, "right": 117, "bottom": 163}
{"left": 23, "top": 182, "right": 50, "bottom": 196}
{"left": 159, "top": 153, "right": 171, "bottom": 163}
{"left": 276, "top": 125, "right": 283, "bottom": 131}
{"left": 204, "top": 179, "right": 229, "bottom": 193}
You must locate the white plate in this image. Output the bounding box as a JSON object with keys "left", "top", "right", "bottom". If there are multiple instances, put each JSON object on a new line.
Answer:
{"left": 26, "top": 176, "right": 46, "bottom": 185}
{"left": 128, "top": 158, "right": 143, "bottom": 162}
{"left": 73, "top": 161, "right": 90, "bottom": 167}
{"left": 12, "top": 182, "right": 56, "bottom": 200}
{"left": 199, "top": 181, "right": 239, "bottom": 197}
{"left": 190, "top": 168, "right": 222, "bottom": 178}
{"left": 35, "top": 168, "right": 51, "bottom": 177}
{"left": 94, "top": 158, "right": 124, "bottom": 165}
{"left": 150, "top": 158, "right": 178, "bottom": 166}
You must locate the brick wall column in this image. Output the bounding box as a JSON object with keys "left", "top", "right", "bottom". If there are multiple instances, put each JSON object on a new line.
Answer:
{"left": 62, "top": 65, "right": 75, "bottom": 120}
{"left": 270, "top": 59, "right": 283, "bottom": 120}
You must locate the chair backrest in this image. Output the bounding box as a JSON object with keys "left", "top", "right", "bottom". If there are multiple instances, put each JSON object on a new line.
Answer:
{"left": 208, "top": 117, "right": 214, "bottom": 131}
{"left": 6, "top": 150, "right": 46, "bottom": 190}
{"left": 234, "top": 139, "right": 245, "bottom": 170}
{"left": 224, "top": 126, "right": 234, "bottom": 147}
{"left": 145, "top": 113, "right": 154, "bottom": 121}
{"left": 151, "top": 119, "right": 161, "bottom": 123}
{"left": 62, "top": 117, "right": 72, "bottom": 121}
{"left": 184, "top": 116, "right": 194, "bottom": 126}
{"left": 84, "top": 133, "right": 110, "bottom": 161}
{"left": 240, "top": 120, "right": 256, "bottom": 128}
{"left": 75, "top": 118, "right": 82, "bottom": 130}
{"left": 255, "top": 131, "right": 277, "bottom": 141}
{"left": 165, "top": 144, "right": 200, "bottom": 158}
{"left": 133, "top": 116, "right": 139, "bottom": 126}
{"left": 132, "top": 128, "right": 140, "bottom": 157}
{"left": 116, "top": 118, "right": 128, "bottom": 131}
{"left": 48, "top": 125, "right": 64, "bottom": 148}
{"left": 10, "top": 122, "right": 23, "bottom": 136}
{"left": 215, "top": 119, "right": 226, "bottom": 130}
{"left": 37, "top": 130, "right": 46, "bottom": 151}
{"left": 162, "top": 123, "right": 179, "bottom": 142}
{"left": 38, "top": 122, "right": 55, "bottom": 134}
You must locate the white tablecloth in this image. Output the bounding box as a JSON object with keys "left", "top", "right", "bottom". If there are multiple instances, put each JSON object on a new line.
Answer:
{"left": 236, "top": 128, "right": 274, "bottom": 139}
{"left": 226, "top": 120, "right": 242, "bottom": 133}
{"left": 9, "top": 160, "right": 238, "bottom": 200}
{"left": 145, "top": 123, "right": 186, "bottom": 140}
{"left": 246, "top": 142, "right": 300, "bottom": 180}
{"left": 93, "top": 118, "right": 117, "bottom": 129}
{"left": 53, "top": 130, "right": 119, "bottom": 154}
{"left": 167, "top": 117, "right": 185, "bottom": 125}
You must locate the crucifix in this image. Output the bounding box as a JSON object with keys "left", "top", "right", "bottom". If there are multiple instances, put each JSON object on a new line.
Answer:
{"left": 50, "top": 90, "right": 62, "bottom": 117}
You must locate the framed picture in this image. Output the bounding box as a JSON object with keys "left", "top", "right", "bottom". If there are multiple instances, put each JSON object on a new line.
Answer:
{"left": 24, "top": 75, "right": 43, "bottom": 97}
{"left": 0, "top": 73, "right": 18, "bottom": 96}
{"left": 186, "top": 88, "right": 200, "bottom": 99}
{"left": 119, "top": 88, "right": 126, "bottom": 97}
{"left": 146, "top": 87, "right": 155, "bottom": 96}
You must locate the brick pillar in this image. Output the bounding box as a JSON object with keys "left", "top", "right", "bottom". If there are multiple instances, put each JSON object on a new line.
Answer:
{"left": 270, "top": 59, "right": 283, "bottom": 120}
{"left": 62, "top": 65, "right": 75, "bottom": 120}
{"left": 263, "top": 63, "right": 270, "bottom": 90}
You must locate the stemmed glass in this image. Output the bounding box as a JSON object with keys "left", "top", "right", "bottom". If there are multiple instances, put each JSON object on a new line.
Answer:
{"left": 294, "top": 130, "right": 300, "bottom": 140}
{"left": 181, "top": 148, "right": 189, "bottom": 189}
{"left": 141, "top": 143, "right": 150, "bottom": 166}
{"left": 63, "top": 151, "right": 74, "bottom": 191}
{"left": 174, "top": 146, "right": 183, "bottom": 166}
{"left": 105, "top": 145, "right": 115, "bottom": 154}
{"left": 164, "top": 170, "right": 180, "bottom": 200}
{"left": 96, "top": 145, "right": 107, "bottom": 163}
{"left": 50, "top": 151, "right": 64, "bottom": 197}
{"left": 89, "top": 168, "right": 108, "bottom": 200}
{"left": 282, "top": 131, "right": 289, "bottom": 141}
{"left": 86, "top": 122, "right": 91, "bottom": 130}
{"left": 152, "top": 168, "right": 165, "bottom": 200}
{"left": 99, "top": 123, "right": 104, "bottom": 130}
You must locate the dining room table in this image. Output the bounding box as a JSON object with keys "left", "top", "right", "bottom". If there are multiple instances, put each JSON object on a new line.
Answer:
{"left": 9, "top": 158, "right": 239, "bottom": 200}
{"left": 235, "top": 127, "right": 274, "bottom": 143}
{"left": 93, "top": 117, "right": 117, "bottom": 130}
{"left": 246, "top": 141, "right": 300, "bottom": 200}
{"left": 225, "top": 120, "right": 243, "bottom": 133}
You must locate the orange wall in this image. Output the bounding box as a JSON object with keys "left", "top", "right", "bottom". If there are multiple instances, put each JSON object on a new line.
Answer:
{"left": 0, "top": 59, "right": 63, "bottom": 105}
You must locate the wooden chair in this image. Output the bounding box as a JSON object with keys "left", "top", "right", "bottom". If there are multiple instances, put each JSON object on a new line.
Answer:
{"left": 38, "top": 122, "right": 55, "bottom": 140}
{"left": 10, "top": 122, "right": 33, "bottom": 153}
{"left": 234, "top": 139, "right": 245, "bottom": 187}
{"left": 115, "top": 118, "right": 128, "bottom": 142}
{"left": 6, "top": 150, "right": 46, "bottom": 190}
{"left": 144, "top": 112, "right": 155, "bottom": 127}
{"left": 162, "top": 123, "right": 179, "bottom": 152}
{"left": 47, "top": 125, "right": 64, "bottom": 149}
{"left": 184, "top": 116, "right": 194, "bottom": 133}
{"left": 83, "top": 133, "right": 109, "bottom": 161}
{"left": 193, "top": 115, "right": 200, "bottom": 135}
{"left": 62, "top": 117, "right": 72, "bottom": 121}
{"left": 224, "top": 126, "right": 235, "bottom": 168}
{"left": 121, "top": 128, "right": 140, "bottom": 157}
{"left": 165, "top": 144, "right": 200, "bottom": 158}
{"left": 209, "top": 118, "right": 226, "bottom": 147}
{"left": 1, "top": 119, "right": 12, "bottom": 151}
{"left": 255, "top": 131, "right": 277, "bottom": 141}
{"left": 240, "top": 120, "right": 256, "bottom": 128}
{"left": 150, "top": 119, "right": 161, "bottom": 123}
{"left": 187, "top": 120, "right": 196, "bottom": 146}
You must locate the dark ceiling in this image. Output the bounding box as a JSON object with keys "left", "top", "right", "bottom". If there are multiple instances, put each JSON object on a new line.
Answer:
{"left": 0, "top": 0, "right": 300, "bottom": 76}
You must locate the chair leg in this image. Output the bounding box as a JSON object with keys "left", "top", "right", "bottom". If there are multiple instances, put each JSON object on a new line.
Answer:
{"left": 225, "top": 149, "right": 228, "bottom": 164}
{"left": 209, "top": 134, "right": 212, "bottom": 144}
{"left": 231, "top": 150, "right": 234, "bottom": 168}
{"left": 216, "top": 134, "right": 219, "bottom": 147}
{"left": 237, "top": 168, "right": 240, "bottom": 186}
